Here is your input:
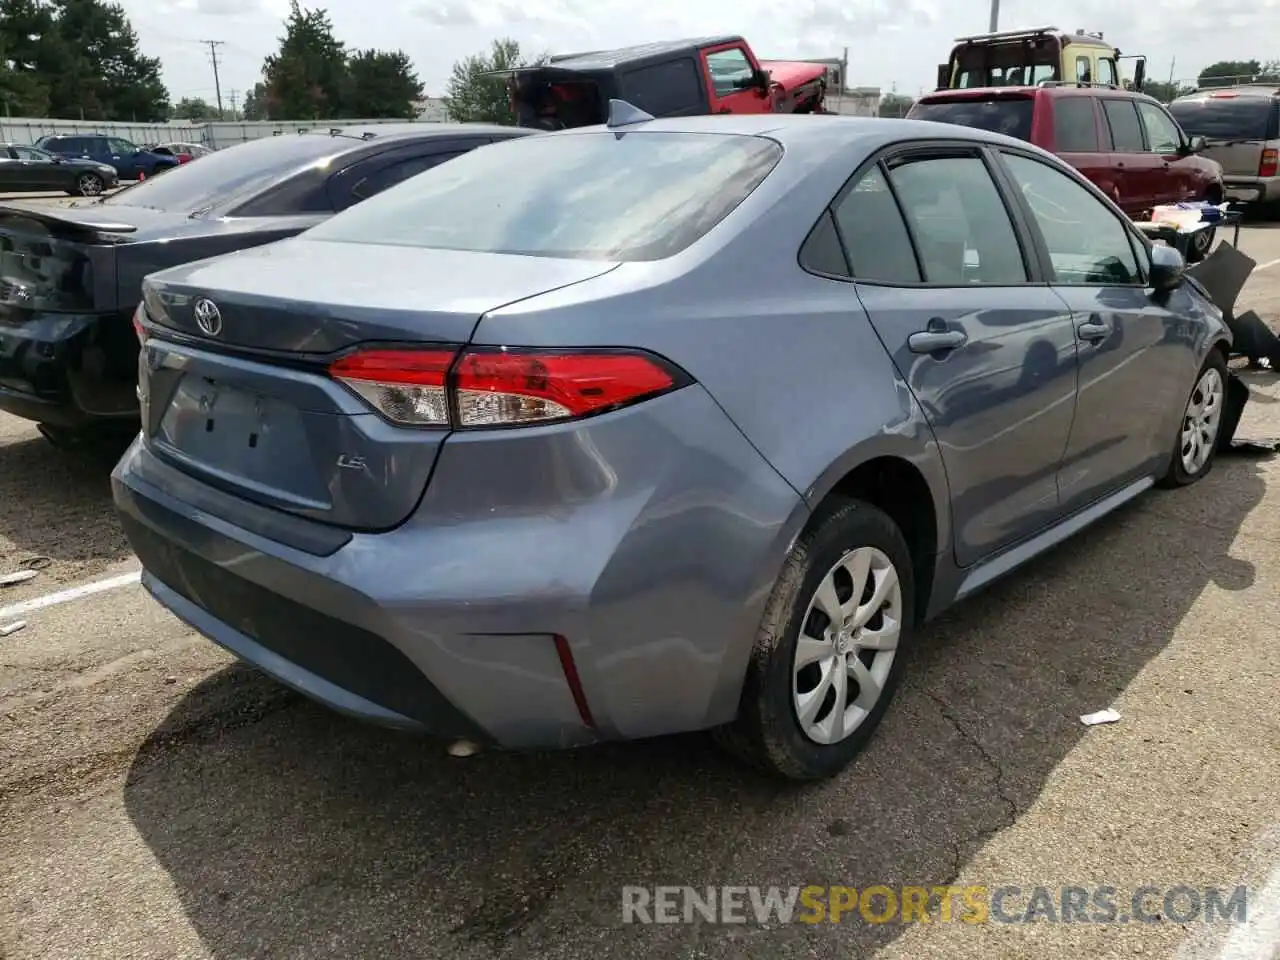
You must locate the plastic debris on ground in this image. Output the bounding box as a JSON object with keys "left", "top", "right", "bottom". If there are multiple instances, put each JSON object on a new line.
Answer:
{"left": 1080, "top": 708, "right": 1122, "bottom": 726}
{"left": 0, "top": 621, "right": 27, "bottom": 637}
{"left": 0, "top": 570, "right": 39, "bottom": 587}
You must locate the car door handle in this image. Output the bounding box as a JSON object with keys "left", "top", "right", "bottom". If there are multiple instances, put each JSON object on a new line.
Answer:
{"left": 908, "top": 325, "right": 967, "bottom": 354}
{"left": 1078, "top": 318, "right": 1110, "bottom": 342}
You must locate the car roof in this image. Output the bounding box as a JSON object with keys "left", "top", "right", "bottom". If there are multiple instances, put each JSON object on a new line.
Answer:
{"left": 1174, "top": 84, "right": 1280, "bottom": 102}
{"left": 546, "top": 37, "right": 739, "bottom": 70}
{"left": 919, "top": 84, "right": 1143, "bottom": 102}
{"left": 327, "top": 122, "right": 531, "bottom": 140}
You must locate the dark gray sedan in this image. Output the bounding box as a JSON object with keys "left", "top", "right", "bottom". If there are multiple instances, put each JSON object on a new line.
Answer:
{"left": 0, "top": 142, "right": 118, "bottom": 196}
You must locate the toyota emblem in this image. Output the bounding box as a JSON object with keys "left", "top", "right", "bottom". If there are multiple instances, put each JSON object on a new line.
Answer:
{"left": 193, "top": 298, "right": 222, "bottom": 337}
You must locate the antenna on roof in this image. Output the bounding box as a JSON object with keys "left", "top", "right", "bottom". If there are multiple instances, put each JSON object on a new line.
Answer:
{"left": 606, "top": 99, "right": 655, "bottom": 128}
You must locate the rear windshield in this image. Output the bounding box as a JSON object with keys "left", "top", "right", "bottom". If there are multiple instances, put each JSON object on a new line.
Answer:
{"left": 910, "top": 98, "right": 1034, "bottom": 141}
{"left": 304, "top": 131, "right": 784, "bottom": 261}
{"left": 1168, "top": 96, "right": 1277, "bottom": 140}
{"left": 101, "top": 133, "right": 360, "bottom": 214}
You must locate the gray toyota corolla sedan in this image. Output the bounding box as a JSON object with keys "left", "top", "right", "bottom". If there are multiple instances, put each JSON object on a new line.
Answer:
{"left": 113, "top": 112, "right": 1230, "bottom": 780}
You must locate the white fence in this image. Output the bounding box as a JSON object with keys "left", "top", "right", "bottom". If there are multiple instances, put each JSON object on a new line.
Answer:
{"left": 0, "top": 99, "right": 451, "bottom": 150}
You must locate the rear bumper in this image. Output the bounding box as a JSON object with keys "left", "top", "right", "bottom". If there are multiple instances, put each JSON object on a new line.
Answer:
{"left": 1224, "top": 177, "right": 1280, "bottom": 204}
{"left": 0, "top": 308, "right": 140, "bottom": 429}
{"left": 112, "top": 385, "right": 806, "bottom": 749}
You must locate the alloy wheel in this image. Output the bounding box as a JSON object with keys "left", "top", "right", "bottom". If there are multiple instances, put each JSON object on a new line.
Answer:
{"left": 77, "top": 174, "right": 102, "bottom": 196}
{"left": 792, "top": 547, "right": 903, "bottom": 745}
{"left": 1181, "top": 366, "right": 1224, "bottom": 475}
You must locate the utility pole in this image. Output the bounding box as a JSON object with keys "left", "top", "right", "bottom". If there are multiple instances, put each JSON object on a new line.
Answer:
{"left": 1167, "top": 57, "right": 1176, "bottom": 87}
{"left": 201, "top": 40, "right": 226, "bottom": 117}
{"left": 228, "top": 89, "right": 239, "bottom": 119}
{"left": 988, "top": 0, "right": 999, "bottom": 32}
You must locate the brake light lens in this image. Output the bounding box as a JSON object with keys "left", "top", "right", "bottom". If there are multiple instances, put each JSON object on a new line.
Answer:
{"left": 132, "top": 304, "right": 146, "bottom": 344}
{"left": 1261, "top": 148, "right": 1278, "bottom": 178}
{"left": 329, "top": 348, "right": 456, "bottom": 426}
{"left": 328, "top": 346, "right": 685, "bottom": 428}
{"left": 454, "top": 349, "right": 678, "bottom": 427}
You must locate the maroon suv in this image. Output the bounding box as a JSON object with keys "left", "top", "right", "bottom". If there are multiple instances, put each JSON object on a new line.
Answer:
{"left": 908, "top": 86, "right": 1224, "bottom": 253}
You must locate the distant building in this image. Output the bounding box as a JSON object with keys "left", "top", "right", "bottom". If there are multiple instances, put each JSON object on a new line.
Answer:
{"left": 413, "top": 98, "right": 449, "bottom": 122}
{"left": 828, "top": 86, "right": 882, "bottom": 117}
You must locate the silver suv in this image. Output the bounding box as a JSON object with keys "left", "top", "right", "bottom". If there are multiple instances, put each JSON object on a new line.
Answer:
{"left": 1169, "top": 84, "right": 1280, "bottom": 209}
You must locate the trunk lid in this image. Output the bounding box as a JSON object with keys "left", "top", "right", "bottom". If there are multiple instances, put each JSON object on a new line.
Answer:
{"left": 140, "top": 238, "right": 619, "bottom": 530}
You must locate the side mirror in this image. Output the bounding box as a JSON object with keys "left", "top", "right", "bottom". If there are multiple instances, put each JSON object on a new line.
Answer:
{"left": 1149, "top": 243, "right": 1186, "bottom": 294}
{"left": 753, "top": 67, "right": 771, "bottom": 90}
{"left": 1133, "top": 59, "right": 1146, "bottom": 91}
{"left": 1188, "top": 135, "right": 1208, "bottom": 154}
{"left": 936, "top": 63, "right": 950, "bottom": 89}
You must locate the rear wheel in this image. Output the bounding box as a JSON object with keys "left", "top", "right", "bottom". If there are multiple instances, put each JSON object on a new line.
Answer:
{"left": 72, "top": 172, "right": 104, "bottom": 197}
{"left": 1157, "top": 350, "right": 1228, "bottom": 488}
{"left": 37, "top": 423, "right": 135, "bottom": 463}
{"left": 716, "top": 499, "right": 915, "bottom": 780}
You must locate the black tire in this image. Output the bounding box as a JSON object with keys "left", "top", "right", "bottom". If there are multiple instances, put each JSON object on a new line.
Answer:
{"left": 716, "top": 499, "right": 916, "bottom": 780}
{"left": 72, "top": 172, "right": 104, "bottom": 197}
{"left": 1157, "top": 349, "right": 1229, "bottom": 488}
{"left": 37, "top": 423, "right": 135, "bottom": 464}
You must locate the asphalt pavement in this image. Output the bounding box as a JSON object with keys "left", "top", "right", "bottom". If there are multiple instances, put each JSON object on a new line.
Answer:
{"left": 2, "top": 225, "right": 1280, "bottom": 960}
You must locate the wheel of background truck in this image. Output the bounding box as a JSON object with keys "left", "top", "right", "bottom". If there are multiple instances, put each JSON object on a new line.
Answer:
{"left": 73, "top": 172, "right": 104, "bottom": 197}
{"left": 1157, "top": 349, "right": 1228, "bottom": 488}
{"left": 715, "top": 499, "right": 915, "bottom": 780}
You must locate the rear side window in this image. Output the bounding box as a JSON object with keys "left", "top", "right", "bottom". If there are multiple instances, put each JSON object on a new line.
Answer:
{"left": 1168, "top": 96, "right": 1278, "bottom": 140}
{"left": 909, "top": 98, "right": 1034, "bottom": 142}
{"left": 1101, "top": 100, "right": 1145, "bottom": 151}
{"left": 620, "top": 59, "right": 703, "bottom": 115}
{"left": 305, "top": 132, "right": 783, "bottom": 262}
{"left": 1053, "top": 98, "right": 1099, "bottom": 151}
{"left": 887, "top": 155, "right": 1028, "bottom": 284}
{"left": 831, "top": 167, "right": 920, "bottom": 283}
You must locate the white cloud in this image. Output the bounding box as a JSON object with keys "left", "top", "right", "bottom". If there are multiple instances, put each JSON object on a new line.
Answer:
{"left": 114, "top": 0, "right": 1280, "bottom": 106}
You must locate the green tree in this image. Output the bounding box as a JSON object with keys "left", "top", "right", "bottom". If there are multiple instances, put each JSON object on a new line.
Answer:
{"left": 47, "top": 0, "right": 169, "bottom": 120}
{"left": 1141, "top": 80, "right": 1196, "bottom": 103}
{"left": 1197, "top": 60, "right": 1268, "bottom": 88}
{"left": 241, "top": 82, "right": 267, "bottom": 120}
{"left": 171, "top": 96, "right": 218, "bottom": 120}
{"left": 445, "top": 38, "right": 538, "bottom": 124}
{"left": 262, "top": 1, "right": 347, "bottom": 120}
{"left": 341, "top": 49, "right": 423, "bottom": 118}
{"left": 0, "top": 0, "right": 58, "bottom": 116}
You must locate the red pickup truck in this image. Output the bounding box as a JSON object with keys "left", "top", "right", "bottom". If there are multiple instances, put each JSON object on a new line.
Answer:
{"left": 502, "top": 37, "right": 831, "bottom": 129}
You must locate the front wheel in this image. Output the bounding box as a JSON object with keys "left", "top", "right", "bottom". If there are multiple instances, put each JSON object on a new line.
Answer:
{"left": 716, "top": 499, "right": 915, "bottom": 780}
{"left": 1158, "top": 350, "right": 1229, "bottom": 488}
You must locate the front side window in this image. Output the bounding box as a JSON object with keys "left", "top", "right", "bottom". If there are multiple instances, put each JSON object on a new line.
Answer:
{"left": 704, "top": 47, "right": 755, "bottom": 98}
{"left": 1076, "top": 57, "right": 1092, "bottom": 83}
{"left": 1098, "top": 58, "right": 1118, "bottom": 86}
{"left": 13, "top": 146, "right": 49, "bottom": 161}
{"left": 1137, "top": 102, "right": 1183, "bottom": 154}
{"left": 305, "top": 131, "right": 783, "bottom": 262}
{"left": 885, "top": 154, "right": 1028, "bottom": 284}
{"left": 1002, "top": 152, "right": 1142, "bottom": 284}
{"left": 108, "top": 138, "right": 137, "bottom": 155}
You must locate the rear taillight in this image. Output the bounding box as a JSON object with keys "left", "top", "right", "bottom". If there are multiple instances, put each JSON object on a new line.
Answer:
{"left": 329, "top": 348, "right": 455, "bottom": 426}
{"left": 1260, "top": 148, "right": 1278, "bottom": 178}
{"left": 328, "top": 346, "right": 686, "bottom": 429}
{"left": 132, "top": 304, "right": 145, "bottom": 344}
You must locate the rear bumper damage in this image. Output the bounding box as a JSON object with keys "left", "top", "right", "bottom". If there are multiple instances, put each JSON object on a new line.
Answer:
{"left": 112, "top": 384, "right": 806, "bottom": 749}
{"left": 0, "top": 308, "right": 140, "bottom": 430}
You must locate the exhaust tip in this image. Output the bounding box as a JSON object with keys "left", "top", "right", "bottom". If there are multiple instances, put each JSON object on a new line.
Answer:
{"left": 447, "top": 739, "right": 482, "bottom": 758}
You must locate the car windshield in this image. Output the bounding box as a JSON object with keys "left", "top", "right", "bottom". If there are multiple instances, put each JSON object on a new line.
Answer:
{"left": 100, "top": 133, "right": 361, "bottom": 214}
{"left": 1168, "top": 96, "right": 1275, "bottom": 140}
{"left": 304, "top": 131, "right": 784, "bottom": 261}
{"left": 910, "top": 97, "right": 1035, "bottom": 141}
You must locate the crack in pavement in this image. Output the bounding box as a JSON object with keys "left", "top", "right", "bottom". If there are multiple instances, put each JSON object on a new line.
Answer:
{"left": 924, "top": 690, "right": 1020, "bottom": 883}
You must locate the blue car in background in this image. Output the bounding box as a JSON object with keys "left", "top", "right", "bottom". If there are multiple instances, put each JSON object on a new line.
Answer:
{"left": 33, "top": 133, "right": 180, "bottom": 179}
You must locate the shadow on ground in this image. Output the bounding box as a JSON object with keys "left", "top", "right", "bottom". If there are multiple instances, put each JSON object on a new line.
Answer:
{"left": 0, "top": 434, "right": 132, "bottom": 574}
{"left": 122, "top": 456, "right": 1266, "bottom": 960}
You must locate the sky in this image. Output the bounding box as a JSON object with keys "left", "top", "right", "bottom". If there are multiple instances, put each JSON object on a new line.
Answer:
{"left": 118, "top": 0, "right": 1280, "bottom": 109}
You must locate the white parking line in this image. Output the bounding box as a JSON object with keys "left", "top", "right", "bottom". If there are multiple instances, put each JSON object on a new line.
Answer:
{"left": 1213, "top": 859, "right": 1280, "bottom": 960}
{"left": 0, "top": 570, "right": 141, "bottom": 621}
{"left": 1254, "top": 258, "right": 1280, "bottom": 272}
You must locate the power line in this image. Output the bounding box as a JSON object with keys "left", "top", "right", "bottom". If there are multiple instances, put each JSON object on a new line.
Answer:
{"left": 201, "top": 40, "right": 226, "bottom": 117}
